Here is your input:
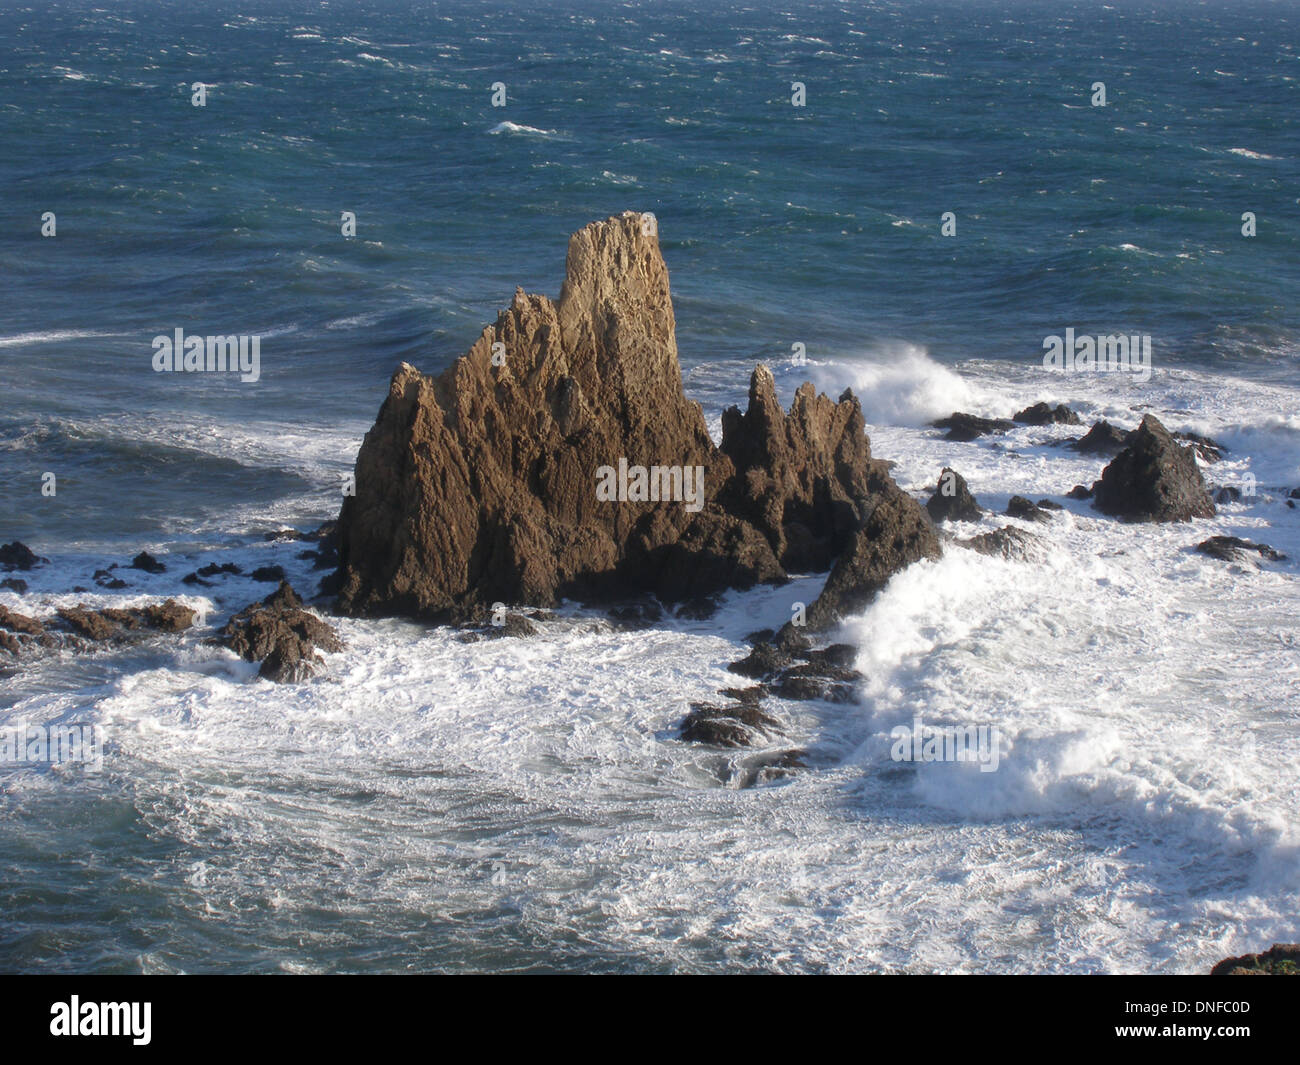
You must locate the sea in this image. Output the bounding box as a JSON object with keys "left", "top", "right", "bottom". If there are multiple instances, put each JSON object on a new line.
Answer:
{"left": 0, "top": 0, "right": 1298, "bottom": 972}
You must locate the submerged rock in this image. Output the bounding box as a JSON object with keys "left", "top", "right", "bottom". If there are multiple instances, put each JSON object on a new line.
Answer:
{"left": 680, "top": 701, "right": 783, "bottom": 748}
{"left": 956, "top": 526, "right": 1050, "bottom": 563}
{"left": 335, "top": 213, "right": 932, "bottom": 623}
{"left": 1195, "top": 536, "right": 1285, "bottom": 565}
{"left": 219, "top": 581, "right": 342, "bottom": 682}
{"left": 1093, "top": 415, "right": 1216, "bottom": 523}
{"left": 926, "top": 468, "right": 982, "bottom": 524}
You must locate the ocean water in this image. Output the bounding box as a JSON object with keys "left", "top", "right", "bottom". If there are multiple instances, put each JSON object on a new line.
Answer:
{"left": 1, "top": 0, "right": 1298, "bottom": 972}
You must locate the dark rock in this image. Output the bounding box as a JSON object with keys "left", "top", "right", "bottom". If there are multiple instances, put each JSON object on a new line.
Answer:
{"left": 1036, "top": 499, "right": 1064, "bottom": 511}
{"left": 1093, "top": 415, "right": 1216, "bottom": 523}
{"left": 1195, "top": 536, "right": 1286, "bottom": 565}
{"left": 1013, "top": 401, "right": 1081, "bottom": 426}
{"left": 55, "top": 607, "right": 117, "bottom": 641}
{"left": 48, "top": 600, "right": 195, "bottom": 644}
{"left": 219, "top": 581, "right": 342, "bottom": 683}
{"left": 1069, "top": 420, "right": 1132, "bottom": 455}
{"left": 674, "top": 596, "right": 721, "bottom": 621}
{"left": 727, "top": 641, "right": 792, "bottom": 679}
{"left": 197, "top": 562, "right": 242, "bottom": 578}
{"left": 249, "top": 565, "right": 287, "bottom": 583}
{"left": 1215, "top": 486, "right": 1242, "bottom": 504}
{"left": 0, "top": 578, "right": 29, "bottom": 594}
{"left": 93, "top": 568, "right": 128, "bottom": 589}
{"left": 1210, "top": 943, "right": 1300, "bottom": 976}
{"left": 1066, "top": 484, "right": 1093, "bottom": 500}
{"left": 720, "top": 685, "right": 768, "bottom": 705}
{"left": 771, "top": 660, "right": 862, "bottom": 703}
{"left": 1006, "top": 495, "right": 1053, "bottom": 523}
{"left": 680, "top": 700, "right": 783, "bottom": 748}
{"left": 926, "top": 468, "right": 982, "bottom": 523}
{"left": 1174, "top": 431, "right": 1225, "bottom": 464}
{"left": 957, "top": 526, "right": 1050, "bottom": 562}
{"left": 930, "top": 412, "right": 1015, "bottom": 441}
{"left": 801, "top": 643, "right": 858, "bottom": 671}
{"left": 608, "top": 599, "right": 664, "bottom": 627}
{"left": 334, "top": 213, "right": 928, "bottom": 623}
{"left": 182, "top": 572, "right": 214, "bottom": 587}
{"left": 0, "top": 542, "right": 46, "bottom": 571}
{"left": 744, "top": 628, "right": 775, "bottom": 646}
{"left": 130, "top": 551, "right": 166, "bottom": 574}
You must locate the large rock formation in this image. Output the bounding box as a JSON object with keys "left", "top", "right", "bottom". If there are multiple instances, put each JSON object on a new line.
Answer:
{"left": 334, "top": 212, "right": 937, "bottom": 621}
{"left": 1093, "top": 415, "right": 1216, "bottom": 523}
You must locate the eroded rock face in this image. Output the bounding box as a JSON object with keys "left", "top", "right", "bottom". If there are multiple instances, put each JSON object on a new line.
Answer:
{"left": 1093, "top": 415, "right": 1216, "bottom": 523}
{"left": 335, "top": 212, "right": 930, "bottom": 622}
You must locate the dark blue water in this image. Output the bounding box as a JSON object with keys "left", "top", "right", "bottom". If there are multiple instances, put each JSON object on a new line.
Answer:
{"left": 1, "top": 0, "right": 1297, "bottom": 548}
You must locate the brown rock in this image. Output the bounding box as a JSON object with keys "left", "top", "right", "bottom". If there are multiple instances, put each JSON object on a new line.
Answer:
{"left": 220, "top": 581, "right": 342, "bottom": 682}
{"left": 1093, "top": 415, "right": 1216, "bottom": 522}
{"left": 334, "top": 213, "right": 931, "bottom": 623}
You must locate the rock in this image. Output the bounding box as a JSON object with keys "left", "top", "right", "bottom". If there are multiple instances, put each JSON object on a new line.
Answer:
{"left": 770, "top": 661, "right": 862, "bottom": 703}
{"left": 1210, "top": 943, "right": 1300, "bottom": 976}
{"left": 335, "top": 213, "right": 925, "bottom": 622}
{"left": 956, "top": 526, "right": 1050, "bottom": 563}
{"left": 802, "top": 643, "right": 858, "bottom": 670}
{"left": 0, "top": 605, "right": 47, "bottom": 638}
{"left": 787, "top": 478, "right": 941, "bottom": 634}
{"left": 727, "top": 641, "right": 792, "bottom": 680}
{"left": 1013, "top": 401, "right": 1081, "bottom": 426}
{"left": 680, "top": 700, "right": 783, "bottom": 748}
{"left": 930, "top": 412, "right": 1015, "bottom": 441}
{"left": 219, "top": 582, "right": 342, "bottom": 682}
{"left": 674, "top": 595, "right": 722, "bottom": 621}
{"left": 1215, "top": 486, "right": 1242, "bottom": 504}
{"left": 1066, "top": 484, "right": 1093, "bottom": 500}
{"left": 0, "top": 542, "right": 47, "bottom": 571}
{"left": 0, "top": 578, "right": 29, "bottom": 594}
{"left": 55, "top": 607, "right": 118, "bottom": 641}
{"left": 1069, "top": 420, "right": 1132, "bottom": 455}
{"left": 130, "top": 551, "right": 166, "bottom": 574}
{"left": 249, "top": 565, "right": 287, "bottom": 583}
{"left": 198, "top": 562, "right": 242, "bottom": 578}
{"left": 182, "top": 572, "right": 213, "bottom": 587}
{"left": 1005, "top": 495, "right": 1053, "bottom": 523}
{"left": 93, "top": 569, "right": 128, "bottom": 589}
{"left": 926, "top": 468, "right": 982, "bottom": 523}
{"left": 1093, "top": 415, "right": 1216, "bottom": 522}
{"left": 731, "top": 749, "right": 809, "bottom": 788}
{"left": 1195, "top": 536, "right": 1286, "bottom": 565}
{"left": 1036, "top": 499, "right": 1064, "bottom": 511}
{"left": 1175, "top": 431, "right": 1225, "bottom": 464}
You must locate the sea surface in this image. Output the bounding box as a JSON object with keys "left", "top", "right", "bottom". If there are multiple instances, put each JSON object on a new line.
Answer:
{"left": 1, "top": 0, "right": 1298, "bottom": 972}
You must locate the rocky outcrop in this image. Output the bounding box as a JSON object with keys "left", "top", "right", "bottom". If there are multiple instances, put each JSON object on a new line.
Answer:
{"left": 926, "top": 468, "right": 982, "bottom": 523}
{"left": 335, "top": 212, "right": 934, "bottom": 623}
{"left": 1093, "top": 415, "right": 1216, "bottom": 523}
{"left": 1013, "top": 401, "right": 1081, "bottom": 426}
{"left": 1210, "top": 943, "right": 1300, "bottom": 975}
{"left": 0, "top": 599, "right": 196, "bottom": 657}
{"left": 219, "top": 582, "right": 342, "bottom": 682}
{"left": 1005, "top": 496, "right": 1056, "bottom": 523}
